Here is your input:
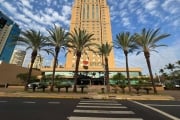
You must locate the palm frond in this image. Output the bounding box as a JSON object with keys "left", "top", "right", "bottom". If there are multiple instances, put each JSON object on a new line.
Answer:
{"left": 134, "top": 28, "right": 170, "bottom": 54}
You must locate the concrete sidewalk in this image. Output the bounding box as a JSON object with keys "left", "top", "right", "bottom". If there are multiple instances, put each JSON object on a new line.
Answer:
{"left": 0, "top": 87, "right": 175, "bottom": 100}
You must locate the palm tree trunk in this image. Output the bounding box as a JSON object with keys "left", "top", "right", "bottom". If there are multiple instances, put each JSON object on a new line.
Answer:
{"left": 105, "top": 57, "right": 110, "bottom": 93}
{"left": 51, "top": 47, "right": 59, "bottom": 92}
{"left": 125, "top": 52, "right": 131, "bottom": 93}
{"left": 50, "top": 53, "right": 58, "bottom": 92}
{"left": 25, "top": 51, "right": 37, "bottom": 91}
{"left": 144, "top": 52, "right": 157, "bottom": 94}
{"left": 73, "top": 52, "right": 81, "bottom": 92}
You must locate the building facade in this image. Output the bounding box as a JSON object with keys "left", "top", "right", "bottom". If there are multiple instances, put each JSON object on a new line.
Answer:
{"left": 31, "top": 55, "right": 43, "bottom": 69}
{"left": 41, "top": 0, "right": 142, "bottom": 82}
{"left": 65, "top": 0, "right": 115, "bottom": 70}
{"left": 0, "top": 62, "right": 41, "bottom": 85}
{"left": 10, "top": 49, "right": 26, "bottom": 66}
{"left": 0, "top": 11, "right": 20, "bottom": 63}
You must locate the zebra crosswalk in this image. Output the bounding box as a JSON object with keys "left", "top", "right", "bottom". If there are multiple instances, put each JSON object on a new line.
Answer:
{"left": 68, "top": 99, "right": 143, "bottom": 120}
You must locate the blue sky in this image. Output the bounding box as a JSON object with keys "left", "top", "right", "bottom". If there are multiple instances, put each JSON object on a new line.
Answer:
{"left": 0, "top": 0, "right": 180, "bottom": 74}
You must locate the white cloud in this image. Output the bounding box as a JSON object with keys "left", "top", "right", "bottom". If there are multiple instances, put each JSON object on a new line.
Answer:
{"left": 150, "top": 40, "right": 180, "bottom": 73}
{"left": 1, "top": 0, "right": 179, "bottom": 73}
{"left": 118, "top": 0, "right": 128, "bottom": 9}
{"left": 19, "top": 0, "right": 33, "bottom": 9}
{"left": 172, "top": 19, "right": 180, "bottom": 27}
{"left": 121, "top": 17, "right": 130, "bottom": 27}
{"left": 3, "top": 1, "right": 17, "bottom": 14}
{"left": 128, "top": 0, "right": 138, "bottom": 13}
{"left": 62, "top": 5, "right": 71, "bottom": 17}
{"left": 53, "top": 1, "right": 57, "bottom": 6}
{"left": 15, "top": 14, "right": 32, "bottom": 24}
{"left": 119, "top": 9, "right": 128, "bottom": 17}
{"left": 138, "top": 13, "right": 147, "bottom": 24}
{"left": 45, "top": 8, "right": 54, "bottom": 15}
{"left": 115, "top": 39, "right": 180, "bottom": 75}
{"left": 162, "top": 0, "right": 180, "bottom": 14}
{"left": 144, "top": 0, "right": 159, "bottom": 10}
{"left": 46, "top": 0, "right": 51, "bottom": 5}
{"left": 149, "top": 10, "right": 164, "bottom": 20}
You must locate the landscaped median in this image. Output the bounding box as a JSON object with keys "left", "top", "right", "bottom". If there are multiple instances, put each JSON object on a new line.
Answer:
{"left": 0, "top": 86, "right": 175, "bottom": 100}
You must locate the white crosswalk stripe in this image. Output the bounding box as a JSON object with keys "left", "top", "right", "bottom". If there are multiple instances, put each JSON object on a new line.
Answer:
{"left": 74, "top": 109, "right": 135, "bottom": 114}
{"left": 78, "top": 102, "right": 122, "bottom": 106}
{"left": 0, "top": 101, "right": 8, "bottom": 103}
{"left": 68, "top": 116, "right": 143, "bottom": 120}
{"left": 68, "top": 99, "right": 143, "bottom": 120}
{"left": 80, "top": 100, "right": 118, "bottom": 103}
{"left": 77, "top": 105, "right": 127, "bottom": 108}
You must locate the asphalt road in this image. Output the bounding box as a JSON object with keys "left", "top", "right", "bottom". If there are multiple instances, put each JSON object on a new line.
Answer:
{"left": 0, "top": 97, "right": 79, "bottom": 120}
{"left": 136, "top": 100, "right": 180, "bottom": 119}
{"left": 0, "top": 97, "right": 179, "bottom": 120}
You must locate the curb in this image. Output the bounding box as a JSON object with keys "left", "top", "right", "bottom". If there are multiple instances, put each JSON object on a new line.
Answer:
{"left": 0, "top": 92, "right": 175, "bottom": 100}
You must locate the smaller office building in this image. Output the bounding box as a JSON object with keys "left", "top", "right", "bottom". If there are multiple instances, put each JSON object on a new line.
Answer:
{"left": 0, "top": 11, "right": 20, "bottom": 63}
{"left": 0, "top": 61, "right": 41, "bottom": 85}
{"left": 10, "top": 49, "right": 26, "bottom": 66}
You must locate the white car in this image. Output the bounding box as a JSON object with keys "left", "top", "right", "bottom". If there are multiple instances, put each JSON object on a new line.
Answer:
{"left": 27, "top": 82, "right": 40, "bottom": 89}
{"left": 28, "top": 82, "right": 48, "bottom": 89}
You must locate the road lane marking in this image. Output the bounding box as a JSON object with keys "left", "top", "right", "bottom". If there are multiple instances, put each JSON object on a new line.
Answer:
{"left": 74, "top": 109, "right": 134, "bottom": 114}
{"left": 78, "top": 103, "right": 122, "bottom": 106}
{"left": 131, "top": 101, "right": 180, "bottom": 120}
{"left": 48, "top": 102, "right": 60, "bottom": 104}
{"left": 146, "top": 104, "right": 180, "bottom": 107}
{"left": 23, "top": 101, "right": 36, "bottom": 104}
{"left": 68, "top": 116, "right": 143, "bottom": 120}
{"left": 80, "top": 100, "right": 117, "bottom": 103}
{"left": 0, "top": 101, "right": 8, "bottom": 103}
{"left": 77, "top": 105, "right": 127, "bottom": 108}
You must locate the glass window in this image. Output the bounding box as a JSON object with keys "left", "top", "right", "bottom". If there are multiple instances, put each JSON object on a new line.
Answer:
{"left": 96, "top": 6, "right": 99, "bottom": 19}
{"left": 83, "top": 4, "right": 85, "bottom": 19}
{"left": 87, "top": 5, "right": 89, "bottom": 19}
{"left": 92, "top": 5, "right": 94, "bottom": 19}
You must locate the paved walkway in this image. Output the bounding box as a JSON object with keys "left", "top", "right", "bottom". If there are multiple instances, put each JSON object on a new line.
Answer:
{"left": 159, "top": 90, "right": 180, "bottom": 100}
{"left": 0, "top": 86, "right": 177, "bottom": 100}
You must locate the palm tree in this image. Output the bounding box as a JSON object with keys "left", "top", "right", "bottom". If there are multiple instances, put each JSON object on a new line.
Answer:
{"left": 165, "top": 63, "right": 176, "bottom": 73}
{"left": 15, "top": 29, "right": 50, "bottom": 90}
{"left": 159, "top": 68, "right": 166, "bottom": 82}
{"left": 67, "top": 28, "right": 95, "bottom": 92}
{"left": 115, "top": 32, "right": 137, "bottom": 93}
{"left": 165, "top": 63, "right": 176, "bottom": 80}
{"left": 47, "top": 25, "right": 68, "bottom": 92}
{"left": 134, "top": 28, "right": 170, "bottom": 94}
{"left": 96, "top": 42, "right": 113, "bottom": 93}
{"left": 176, "top": 60, "right": 180, "bottom": 69}
{"left": 159, "top": 68, "right": 164, "bottom": 75}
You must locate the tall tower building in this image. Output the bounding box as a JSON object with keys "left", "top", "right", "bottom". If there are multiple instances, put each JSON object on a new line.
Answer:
{"left": 65, "top": 0, "right": 115, "bottom": 70}
{"left": 10, "top": 49, "right": 26, "bottom": 66}
{"left": 41, "top": 0, "right": 141, "bottom": 79}
{"left": 0, "top": 11, "right": 20, "bottom": 63}
{"left": 30, "top": 55, "right": 43, "bottom": 69}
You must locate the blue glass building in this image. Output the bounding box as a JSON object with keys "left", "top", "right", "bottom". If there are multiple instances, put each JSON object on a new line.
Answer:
{"left": 0, "top": 11, "right": 20, "bottom": 63}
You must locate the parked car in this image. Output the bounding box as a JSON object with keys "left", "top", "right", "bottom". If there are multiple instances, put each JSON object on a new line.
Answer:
{"left": 28, "top": 82, "right": 48, "bottom": 89}
{"left": 174, "top": 80, "right": 180, "bottom": 88}
{"left": 27, "top": 82, "right": 39, "bottom": 89}
{"left": 164, "top": 80, "right": 180, "bottom": 89}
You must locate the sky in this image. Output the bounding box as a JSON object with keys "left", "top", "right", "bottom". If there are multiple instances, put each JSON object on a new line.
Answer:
{"left": 0, "top": 0, "right": 180, "bottom": 75}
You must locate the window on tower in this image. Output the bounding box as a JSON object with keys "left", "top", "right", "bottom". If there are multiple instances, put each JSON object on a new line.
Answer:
{"left": 0, "top": 17, "right": 7, "bottom": 29}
